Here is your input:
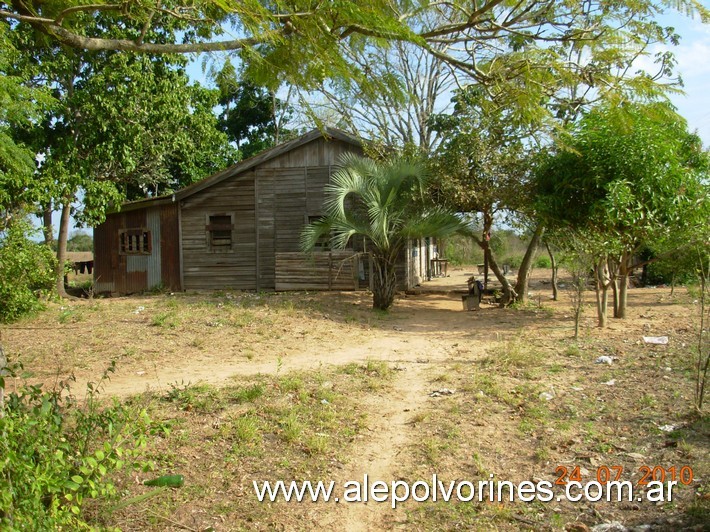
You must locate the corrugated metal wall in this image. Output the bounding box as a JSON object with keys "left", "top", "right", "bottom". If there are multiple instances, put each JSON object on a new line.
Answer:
{"left": 93, "top": 204, "right": 180, "bottom": 294}
{"left": 93, "top": 213, "right": 121, "bottom": 294}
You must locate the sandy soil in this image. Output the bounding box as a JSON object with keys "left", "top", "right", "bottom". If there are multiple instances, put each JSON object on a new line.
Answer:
{"left": 2, "top": 267, "right": 707, "bottom": 530}
{"left": 7, "top": 267, "right": 548, "bottom": 396}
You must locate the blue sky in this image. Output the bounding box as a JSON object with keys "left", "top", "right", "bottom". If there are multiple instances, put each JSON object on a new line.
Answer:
{"left": 649, "top": 11, "right": 710, "bottom": 146}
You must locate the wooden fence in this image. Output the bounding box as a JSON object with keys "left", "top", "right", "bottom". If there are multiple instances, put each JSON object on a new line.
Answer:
{"left": 275, "top": 251, "right": 362, "bottom": 291}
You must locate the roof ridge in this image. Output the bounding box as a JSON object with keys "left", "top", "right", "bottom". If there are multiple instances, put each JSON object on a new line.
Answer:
{"left": 113, "top": 127, "right": 363, "bottom": 213}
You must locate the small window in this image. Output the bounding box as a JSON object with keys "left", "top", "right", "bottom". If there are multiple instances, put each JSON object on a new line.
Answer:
{"left": 307, "top": 215, "right": 331, "bottom": 250}
{"left": 207, "top": 214, "right": 233, "bottom": 251}
{"left": 119, "top": 229, "right": 151, "bottom": 255}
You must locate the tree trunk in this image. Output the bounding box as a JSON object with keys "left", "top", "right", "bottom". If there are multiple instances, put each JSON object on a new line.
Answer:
{"left": 55, "top": 200, "right": 71, "bottom": 299}
{"left": 611, "top": 278, "right": 620, "bottom": 318}
{"left": 617, "top": 253, "right": 631, "bottom": 319}
{"left": 271, "top": 90, "right": 280, "bottom": 145}
{"left": 483, "top": 252, "right": 489, "bottom": 290}
{"left": 603, "top": 256, "right": 619, "bottom": 318}
{"left": 42, "top": 205, "right": 54, "bottom": 247}
{"left": 599, "top": 285, "right": 608, "bottom": 328}
{"left": 484, "top": 246, "right": 516, "bottom": 305}
{"left": 570, "top": 271, "right": 586, "bottom": 341}
{"left": 473, "top": 212, "right": 516, "bottom": 305}
{"left": 546, "top": 241, "right": 558, "bottom": 301}
{"left": 482, "top": 211, "right": 492, "bottom": 290}
{"left": 371, "top": 256, "right": 397, "bottom": 310}
{"left": 574, "top": 297, "right": 582, "bottom": 341}
{"left": 514, "top": 224, "right": 544, "bottom": 303}
{"left": 595, "top": 259, "right": 611, "bottom": 328}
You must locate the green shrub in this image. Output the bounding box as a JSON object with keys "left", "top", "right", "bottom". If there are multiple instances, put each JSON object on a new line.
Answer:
{"left": 504, "top": 255, "right": 523, "bottom": 269}
{"left": 0, "top": 362, "right": 152, "bottom": 528}
{"left": 0, "top": 220, "right": 56, "bottom": 323}
{"left": 534, "top": 255, "right": 552, "bottom": 268}
{"left": 644, "top": 255, "right": 702, "bottom": 286}
{"left": 444, "top": 236, "right": 483, "bottom": 266}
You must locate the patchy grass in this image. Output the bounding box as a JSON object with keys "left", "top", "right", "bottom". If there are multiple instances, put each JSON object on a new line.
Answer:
{"left": 99, "top": 364, "right": 392, "bottom": 530}
{"left": 1, "top": 291, "right": 384, "bottom": 384}
{"left": 3, "top": 279, "right": 708, "bottom": 530}
{"left": 480, "top": 338, "right": 541, "bottom": 378}
{"left": 404, "top": 330, "right": 710, "bottom": 531}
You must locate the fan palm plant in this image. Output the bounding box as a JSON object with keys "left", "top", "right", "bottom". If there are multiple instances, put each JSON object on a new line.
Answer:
{"left": 301, "top": 154, "right": 469, "bottom": 310}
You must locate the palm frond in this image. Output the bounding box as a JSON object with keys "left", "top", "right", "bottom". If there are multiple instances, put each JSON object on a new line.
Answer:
{"left": 329, "top": 217, "right": 371, "bottom": 250}
{"left": 400, "top": 208, "right": 471, "bottom": 240}
{"left": 301, "top": 154, "right": 462, "bottom": 260}
{"left": 300, "top": 217, "right": 333, "bottom": 253}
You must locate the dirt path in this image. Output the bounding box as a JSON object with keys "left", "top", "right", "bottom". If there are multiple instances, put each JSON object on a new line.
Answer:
{"left": 321, "top": 333, "right": 448, "bottom": 530}
{"left": 5, "top": 268, "right": 706, "bottom": 531}
{"left": 83, "top": 329, "right": 436, "bottom": 396}
{"left": 1, "top": 266, "right": 535, "bottom": 399}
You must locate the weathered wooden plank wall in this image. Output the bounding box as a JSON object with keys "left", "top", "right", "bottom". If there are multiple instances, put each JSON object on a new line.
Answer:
{"left": 274, "top": 167, "right": 307, "bottom": 254}
{"left": 260, "top": 136, "right": 359, "bottom": 169}
{"left": 174, "top": 136, "right": 363, "bottom": 291}
{"left": 181, "top": 176, "right": 257, "bottom": 290}
{"left": 275, "top": 251, "right": 360, "bottom": 291}
{"left": 256, "top": 168, "right": 275, "bottom": 290}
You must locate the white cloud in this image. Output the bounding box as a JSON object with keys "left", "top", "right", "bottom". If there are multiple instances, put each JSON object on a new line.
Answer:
{"left": 672, "top": 40, "right": 710, "bottom": 80}
{"left": 630, "top": 14, "right": 710, "bottom": 147}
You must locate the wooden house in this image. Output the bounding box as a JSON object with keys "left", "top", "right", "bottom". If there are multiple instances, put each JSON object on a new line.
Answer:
{"left": 93, "top": 127, "right": 438, "bottom": 295}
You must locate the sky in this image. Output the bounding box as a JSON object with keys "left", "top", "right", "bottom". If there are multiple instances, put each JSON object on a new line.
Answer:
{"left": 648, "top": 11, "right": 710, "bottom": 146}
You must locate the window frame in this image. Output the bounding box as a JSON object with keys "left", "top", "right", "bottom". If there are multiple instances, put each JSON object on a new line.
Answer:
{"left": 206, "top": 213, "right": 235, "bottom": 253}
{"left": 118, "top": 228, "right": 152, "bottom": 255}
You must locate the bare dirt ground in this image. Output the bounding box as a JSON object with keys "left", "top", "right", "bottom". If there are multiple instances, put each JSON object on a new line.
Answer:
{"left": 2, "top": 267, "right": 708, "bottom": 531}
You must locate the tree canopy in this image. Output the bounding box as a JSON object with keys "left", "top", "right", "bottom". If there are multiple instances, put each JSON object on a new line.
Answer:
{"left": 429, "top": 87, "right": 537, "bottom": 302}
{"left": 3, "top": 1, "right": 707, "bottom": 104}
{"left": 213, "top": 59, "right": 295, "bottom": 159}
{"left": 0, "top": 23, "right": 53, "bottom": 218}
{"left": 4, "top": 15, "right": 236, "bottom": 296}
{"left": 537, "top": 102, "right": 708, "bottom": 245}
{"left": 536, "top": 101, "right": 709, "bottom": 321}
